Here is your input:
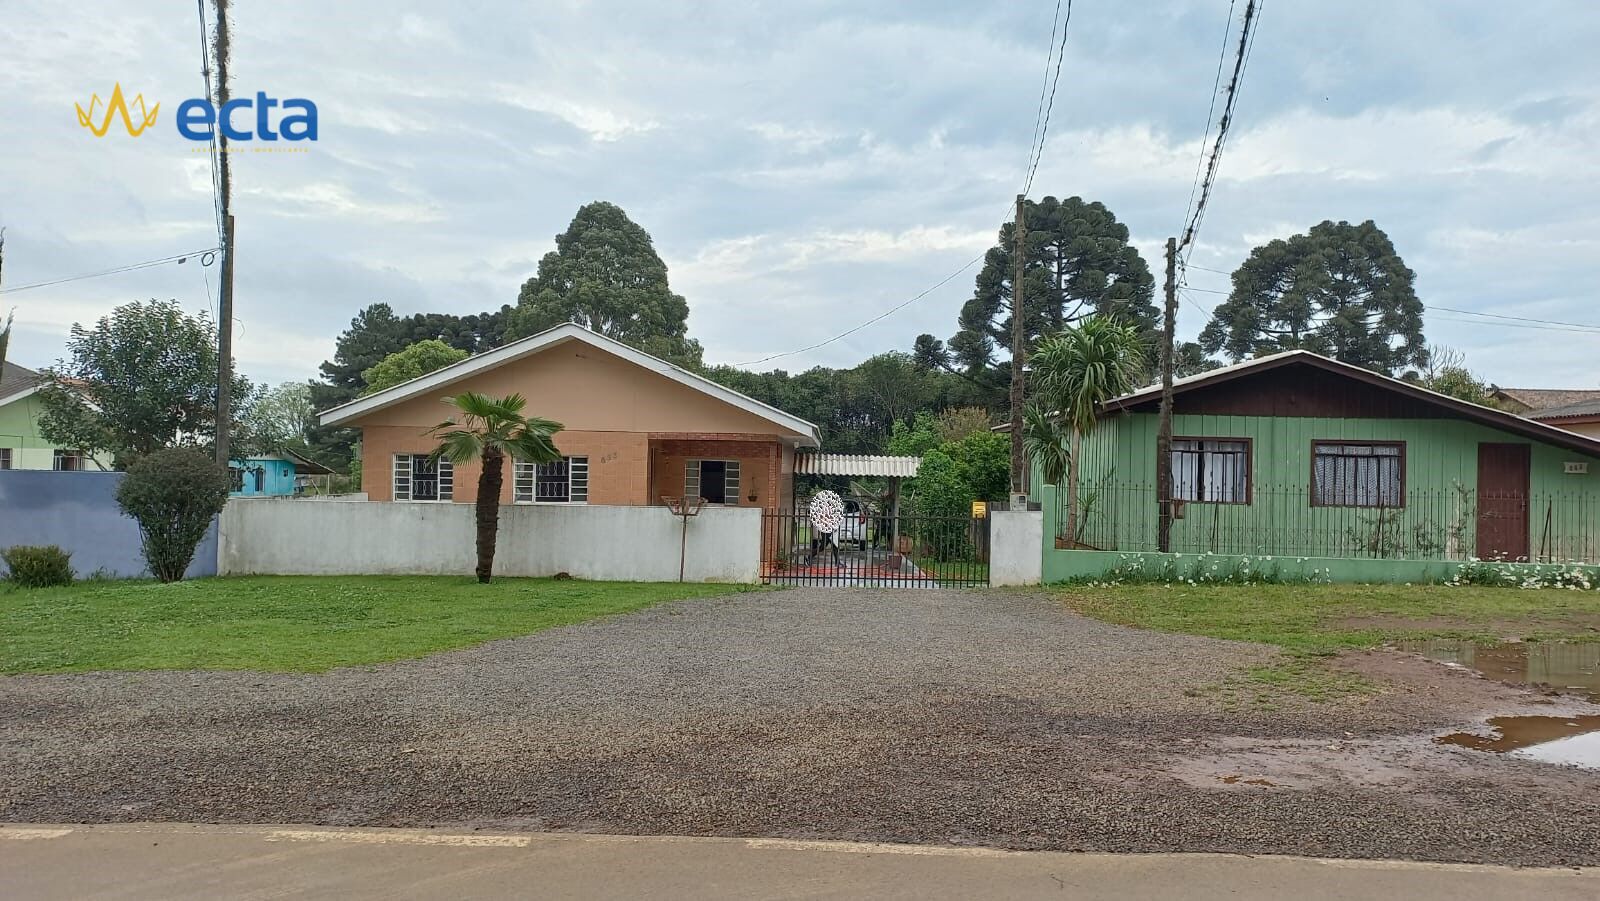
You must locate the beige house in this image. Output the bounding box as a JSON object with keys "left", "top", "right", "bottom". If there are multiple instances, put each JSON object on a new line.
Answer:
{"left": 318, "top": 324, "right": 821, "bottom": 511}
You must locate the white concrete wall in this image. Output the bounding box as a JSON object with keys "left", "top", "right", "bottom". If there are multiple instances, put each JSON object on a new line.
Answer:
{"left": 218, "top": 501, "right": 762, "bottom": 583}
{"left": 989, "top": 509, "right": 1043, "bottom": 586}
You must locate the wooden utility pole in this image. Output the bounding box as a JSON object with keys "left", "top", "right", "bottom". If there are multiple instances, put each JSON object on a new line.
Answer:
{"left": 1008, "top": 194, "right": 1027, "bottom": 500}
{"left": 212, "top": 0, "right": 235, "bottom": 466}
{"left": 1156, "top": 237, "right": 1177, "bottom": 553}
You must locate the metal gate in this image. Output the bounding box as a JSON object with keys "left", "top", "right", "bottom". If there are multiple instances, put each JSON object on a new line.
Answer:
{"left": 761, "top": 510, "right": 989, "bottom": 588}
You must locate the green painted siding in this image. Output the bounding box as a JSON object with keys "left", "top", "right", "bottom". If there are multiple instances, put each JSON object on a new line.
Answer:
{"left": 0, "top": 393, "right": 111, "bottom": 471}
{"left": 1054, "top": 412, "right": 1600, "bottom": 563}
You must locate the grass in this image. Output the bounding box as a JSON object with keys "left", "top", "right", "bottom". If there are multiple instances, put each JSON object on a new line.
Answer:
{"left": 912, "top": 556, "right": 989, "bottom": 584}
{"left": 1059, "top": 582, "right": 1600, "bottom": 655}
{"left": 0, "top": 576, "right": 750, "bottom": 674}
{"left": 1061, "top": 582, "right": 1600, "bottom": 704}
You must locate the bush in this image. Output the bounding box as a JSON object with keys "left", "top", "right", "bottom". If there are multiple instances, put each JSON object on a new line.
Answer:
{"left": 116, "top": 448, "right": 231, "bottom": 582}
{"left": 1, "top": 545, "right": 75, "bottom": 588}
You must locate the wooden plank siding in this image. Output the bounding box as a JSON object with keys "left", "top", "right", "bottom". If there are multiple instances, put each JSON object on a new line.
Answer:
{"left": 1059, "top": 412, "right": 1600, "bottom": 563}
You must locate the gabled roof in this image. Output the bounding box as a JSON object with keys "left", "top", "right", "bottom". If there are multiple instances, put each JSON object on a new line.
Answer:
{"left": 1491, "top": 386, "right": 1600, "bottom": 413}
{"left": 317, "top": 323, "right": 823, "bottom": 446}
{"left": 0, "top": 361, "right": 43, "bottom": 404}
{"left": 1101, "top": 349, "right": 1600, "bottom": 459}
{"left": 1528, "top": 397, "right": 1600, "bottom": 422}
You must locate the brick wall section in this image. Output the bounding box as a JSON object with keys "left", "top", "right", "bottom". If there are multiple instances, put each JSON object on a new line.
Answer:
{"left": 647, "top": 437, "right": 787, "bottom": 510}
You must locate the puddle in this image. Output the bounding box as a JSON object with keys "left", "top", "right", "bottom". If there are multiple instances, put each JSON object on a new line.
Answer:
{"left": 1436, "top": 715, "right": 1600, "bottom": 770}
{"left": 1394, "top": 638, "right": 1600, "bottom": 701}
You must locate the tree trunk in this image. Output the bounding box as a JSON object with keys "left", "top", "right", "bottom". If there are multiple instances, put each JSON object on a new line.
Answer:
{"left": 1065, "top": 427, "right": 1081, "bottom": 547}
{"left": 475, "top": 447, "right": 505, "bottom": 583}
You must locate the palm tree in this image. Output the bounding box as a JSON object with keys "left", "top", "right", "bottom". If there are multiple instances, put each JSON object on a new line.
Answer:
{"left": 1031, "top": 316, "right": 1147, "bottom": 545}
{"left": 428, "top": 392, "right": 563, "bottom": 583}
{"left": 1021, "top": 403, "right": 1070, "bottom": 489}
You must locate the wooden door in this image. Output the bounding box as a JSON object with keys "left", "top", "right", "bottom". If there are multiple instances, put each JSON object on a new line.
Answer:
{"left": 1477, "top": 443, "right": 1530, "bottom": 561}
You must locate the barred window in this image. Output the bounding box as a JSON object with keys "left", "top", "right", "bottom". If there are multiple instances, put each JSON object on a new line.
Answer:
{"left": 1, "top": 448, "right": 14, "bottom": 470}
{"left": 1170, "top": 439, "right": 1250, "bottom": 504}
{"left": 1312, "top": 442, "right": 1403, "bottom": 508}
{"left": 53, "top": 449, "right": 86, "bottom": 471}
{"left": 393, "top": 453, "right": 452, "bottom": 502}
{"left": 513, "top": 456, "right": 589, "bottom": 503}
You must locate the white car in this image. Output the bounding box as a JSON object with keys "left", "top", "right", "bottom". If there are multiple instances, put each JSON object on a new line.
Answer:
{"left": 836, "top": 499, "right": 871, "bottom": 549}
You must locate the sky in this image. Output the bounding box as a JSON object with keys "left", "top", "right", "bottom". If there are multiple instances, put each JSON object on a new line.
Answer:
{"left": 2, "top": 0, "right": 1598, "bottom": 390}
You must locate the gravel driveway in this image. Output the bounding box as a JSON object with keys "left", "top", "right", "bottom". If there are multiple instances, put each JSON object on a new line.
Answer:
{"left": 3, "top": 588, "right": 1599, "bottom": 865}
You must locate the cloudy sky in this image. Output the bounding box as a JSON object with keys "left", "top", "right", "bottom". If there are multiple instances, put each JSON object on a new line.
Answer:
{"left": 2, "top": 0, "right": 1598, "bottom": 389}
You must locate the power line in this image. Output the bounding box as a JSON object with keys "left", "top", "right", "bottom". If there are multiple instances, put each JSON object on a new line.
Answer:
{"left": 196, "top": 0, "right": 225, "bottom": 245}
{"left": 1426, "top": 304, "right": 1600, "bottom": 333}
{"left": 1180, "top": 0, "right": 1236, "bottom": 236}
{"left": 1177, "top": 0, "right": 1263, "bottom": 263}
{"left": 730, "top": 252, "right": 987, "bottom": 367}
{"left": 1021, "top": 0, "right": 1064, "bottom": 193}
{"left": 0, "top": 248, "right": 220, "bottom": 295}
{"left": 1021, "top": 0, "right": 1075, "bottom": 197}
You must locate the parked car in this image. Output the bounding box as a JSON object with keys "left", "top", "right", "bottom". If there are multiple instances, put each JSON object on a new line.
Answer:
{"left": 837, "top": 499, "right": 871, "bottom": 549}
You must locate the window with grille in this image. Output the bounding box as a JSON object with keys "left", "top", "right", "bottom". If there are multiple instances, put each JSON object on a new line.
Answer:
{"left": 393, "top": 453, "right": 452, "bottom": 502}
{"left": 1170, "top": 439, "right": 1250, "bottom": 504}
{"left": 513, "top": 456, "right": 589, "bottom": 503}
{"left": 0, "top": 448, "right": 11, "bottom": 470}
{"left": 52, "top": 449, "right": 85, "bottom": 471}
{"left": 685, "top": 459, "right": 740, "bottom": 505}
{"left": 1312, "top": 442, "right": 1403, "bottom": 508}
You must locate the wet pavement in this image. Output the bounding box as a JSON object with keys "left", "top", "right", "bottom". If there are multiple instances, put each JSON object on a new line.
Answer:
{"left": 1399, "top": 639, "right": 1600, "bottom": 770}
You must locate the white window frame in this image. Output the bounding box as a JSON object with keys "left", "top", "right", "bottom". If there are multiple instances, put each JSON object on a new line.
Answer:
{"left": 393, "top": 453, "right": 453, "bottom": 502}
{"left": 513, "top": 456, "right": 589, "bottom": 504}
{"left": 685, "top": 459, "right": 741, "bottom": 506}
{"left": 53, "top": 449, "right": 86, "bottom": 471}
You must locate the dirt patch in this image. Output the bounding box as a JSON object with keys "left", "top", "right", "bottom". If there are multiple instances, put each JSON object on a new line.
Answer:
{"left": 1333, "top": 613, "right": 1600, "bottom": 638}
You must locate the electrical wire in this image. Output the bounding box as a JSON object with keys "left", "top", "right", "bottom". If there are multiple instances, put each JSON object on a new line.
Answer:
{"left": 1021, "top": 0, "right": 1075, "bottom": 197}
{"left": 197, "top": 0, "right": 225, "bottom": 246}
{"left": 0, "top": 248, "right": 222, "bottom": 295}
{"left": 1179, "top": 0, "right": 1236, "bottom": 237}
{"left": 1021, "top": 0, "right": 1064, "bottom": 193}
{"left": 1177, "top": 0, "right": 1263, "bottom": 264}
{"left": 729, "top": 252, "right": 987, "bottom": 367}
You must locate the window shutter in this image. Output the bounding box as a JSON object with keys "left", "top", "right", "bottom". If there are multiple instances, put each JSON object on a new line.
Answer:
{"left": 437, "top": 459, "right": 454, "bottom": 501}
{"left": 724, "top": 460, "right": 740, "bottom": 505}
{"left": 513, "top": 460, "right": 534, "bottom": 502}
{"left": 684, "top": 459, "right": 701, "bottom": 501}
{"left": 393, "top": 454, "right": 412, "bottom": 501}
{"left": 569, "top": 456, "right": 589, "bottom": 503}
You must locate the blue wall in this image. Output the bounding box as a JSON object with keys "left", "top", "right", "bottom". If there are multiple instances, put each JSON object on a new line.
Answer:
{"left": 0, "top": 471, "right": 218, "bottom": 579}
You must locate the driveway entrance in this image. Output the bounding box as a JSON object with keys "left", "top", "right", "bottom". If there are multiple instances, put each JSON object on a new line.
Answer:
{"left": 760, "top": 510, "right": 989, "bottom": 587}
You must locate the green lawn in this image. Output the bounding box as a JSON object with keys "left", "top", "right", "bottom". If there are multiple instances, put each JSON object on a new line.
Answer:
{"left": 0, "top": 576, "right": 749, "bottom": 674}
{"left": 1058, "top": 583, "right": 1600, "bottom": 655}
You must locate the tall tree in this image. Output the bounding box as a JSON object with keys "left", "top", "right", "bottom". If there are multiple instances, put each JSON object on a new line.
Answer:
{"left": 244, "top": 381, "right": 316, "bottom": 453}
{"left": 361, "top": 339, "right": 469, "bottom": 395}
{"left": 506, "top": 201, "right": 703, "bottom": 367}
{"left": 1411, "top": 345, "right": 1495, "bottom": 406}
{"left": 1199, "top": 219, "right": 1426, "bottom": 375}
{"left": 1032, "top": 316, "right": 1148, "bottom": 544}
{"left": 428, "top": 392, "right": 563, "bottom": 583}
{"left": 924, "top": 196, "right": 1156, "bottom": 402}
{"left": 37, "top": 299, "right": 253, "bottom": 467}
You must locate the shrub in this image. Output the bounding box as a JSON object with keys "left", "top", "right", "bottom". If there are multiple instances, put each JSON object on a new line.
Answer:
{"left": 1, "top": 545, "right": 74, "bottom": 588}
{"left": 116, "top": 448, "right": 231, "bottom": 582}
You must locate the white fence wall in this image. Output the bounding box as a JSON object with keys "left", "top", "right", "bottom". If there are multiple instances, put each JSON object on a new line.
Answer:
{"left": 989, "top": 509, "right": 1043, "bottom": 586}
{"left": 218, "top": 501, "right": 762, "bottom": 583}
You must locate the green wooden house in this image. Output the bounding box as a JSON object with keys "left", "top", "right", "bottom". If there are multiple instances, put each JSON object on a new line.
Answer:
{"left": 1044, "top": 350, "right": 1600, "bottom": 576}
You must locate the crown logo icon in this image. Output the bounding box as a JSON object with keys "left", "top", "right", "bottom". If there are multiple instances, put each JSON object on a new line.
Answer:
{"left": 75, "top": 83, "right": 160, "bottom": 137}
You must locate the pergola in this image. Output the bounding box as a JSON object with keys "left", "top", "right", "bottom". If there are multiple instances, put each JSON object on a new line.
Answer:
{"left": 793, "top": 453, "right": 922, "bottom": 550}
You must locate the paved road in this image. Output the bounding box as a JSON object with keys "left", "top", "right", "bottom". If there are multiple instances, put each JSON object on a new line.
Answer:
{"left": 4, "top": 824, "right": 1598, "bottom": 901}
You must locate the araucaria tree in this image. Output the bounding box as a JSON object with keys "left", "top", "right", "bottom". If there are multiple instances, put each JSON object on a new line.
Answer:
{"left": 507, "top": 201, "right": 704, "bottom": 368}
{"left": 428, "top": 392, "right": 563, "bottom": 583}
{"left": 1032, "top": 316, "right": 1147, "bottom": 545}
{"left": 1200, "top": 220, "right": 1426, "bottom": 375}
{"left": 920, "top": 196, "right": 1156, "bottom": 401}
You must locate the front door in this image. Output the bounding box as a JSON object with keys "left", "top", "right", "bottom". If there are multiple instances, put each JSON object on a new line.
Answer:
{"left": 1477, "top": 443, "right": 1530, "bottom": 561}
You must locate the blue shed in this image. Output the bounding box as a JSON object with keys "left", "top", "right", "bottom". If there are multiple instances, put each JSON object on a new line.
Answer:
{"left": 230, "top": 451, "right": 333, "bottom": 497}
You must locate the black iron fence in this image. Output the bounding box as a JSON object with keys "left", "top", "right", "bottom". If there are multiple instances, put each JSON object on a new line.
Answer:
{"left": 1055, "top": 483, "right": 1600, "bottom": 563}
{"left": 761, "top": 510, "right": 990, "bottom": 587}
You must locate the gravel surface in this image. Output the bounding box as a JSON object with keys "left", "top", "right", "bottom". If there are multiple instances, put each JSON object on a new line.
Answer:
{"left": 3, "top": 587, "right": 1599, "bottom": 865}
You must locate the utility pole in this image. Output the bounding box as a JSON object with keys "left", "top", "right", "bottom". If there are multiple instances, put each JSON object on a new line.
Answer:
{"left": 1156, "top": 237, "right": 1177, "bottom": 553}
{"left": 1008, "top": 194, "right": 1027, "bottom": 502}
{"left": 212, "top": 0, "right": 235, "bottom": 466}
